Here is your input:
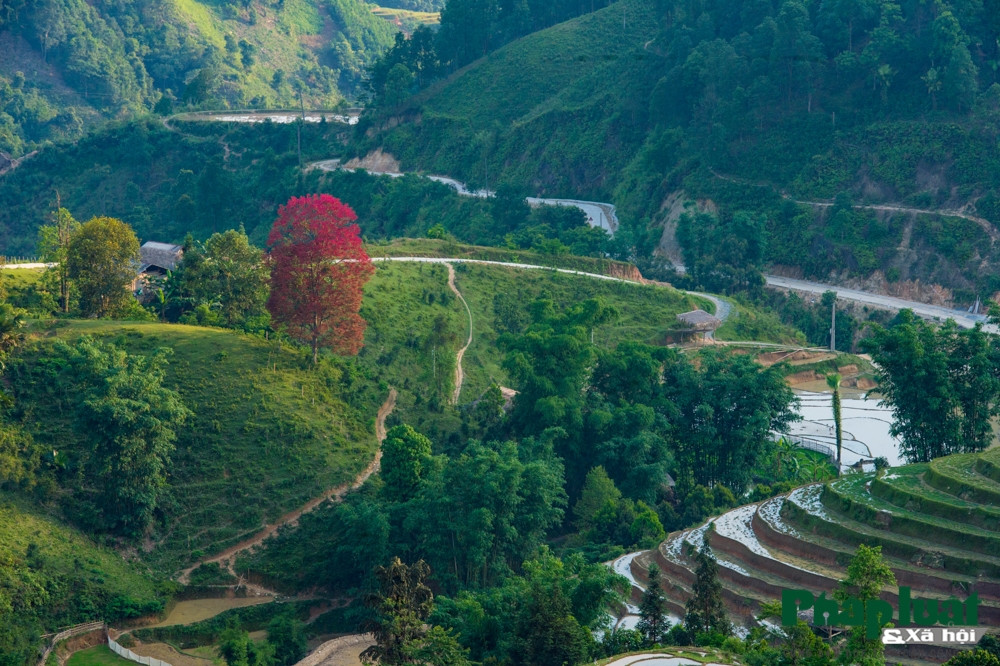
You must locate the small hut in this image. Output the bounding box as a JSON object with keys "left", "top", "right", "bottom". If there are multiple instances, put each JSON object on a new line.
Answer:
{"left": 134, "top": 241, "right": 183, "bottom": 298}
{"left": 676, "top": 309, "right": 722, "bottom": 342}
{"left": 139, "top": 242, "right": 183, "bottom": 275}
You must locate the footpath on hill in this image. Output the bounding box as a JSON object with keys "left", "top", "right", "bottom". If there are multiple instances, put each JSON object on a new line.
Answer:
{"left": 177, "top": 389, "right": 398, "bottom": 588}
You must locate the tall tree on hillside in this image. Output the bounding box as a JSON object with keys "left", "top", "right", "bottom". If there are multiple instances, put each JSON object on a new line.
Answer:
{"left": 835, "top": 544, "right": 895, "bottom": 666}
{"left": 362, "top": 558, "right": 434, "bottom": 665}
{"left": 684, "top": 528, "right": 731, "bottom": 637}
{"left": 826, "top": 373, "right": 843, "bottom": 473}
{"left": 861, "top": 311, "right": 1000, "bottom": 463}
{"left": 66, "top": 337, "right": 191, "bottom": 536}
{"left": 267, "top": 195, "right": 374, "bottom": 364}
{"left": 66, "top": 216, "right": 140, "bottom": 318}
{"left": 637, "top": 563, "right": 669, "bottom": 646}
{"left": 380, "top": 424, "right": 432, "bottom": 502}
{"left": 38, "top": 203, "right": 80, "bottom": 313}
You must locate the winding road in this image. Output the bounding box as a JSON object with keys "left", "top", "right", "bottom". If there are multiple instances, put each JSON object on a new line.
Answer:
{"left": 311, "top": 160, "right": 619, "bottom": 234}
{"left": 324, "top": 162, "right": 993, "bottom": 328}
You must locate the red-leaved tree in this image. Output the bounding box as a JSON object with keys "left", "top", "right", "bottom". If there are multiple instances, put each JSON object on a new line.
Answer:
{"left": 267, "top": 194, "right": 374, "bottom": 363}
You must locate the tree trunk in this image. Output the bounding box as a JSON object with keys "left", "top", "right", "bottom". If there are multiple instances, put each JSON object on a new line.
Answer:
{"left": 312, "top": 338, "right": 319, "bottom": 365}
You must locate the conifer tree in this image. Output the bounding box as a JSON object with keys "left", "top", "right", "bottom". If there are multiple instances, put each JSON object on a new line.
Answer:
{"left": 637, "top": 563, "right": 668, "bottom": 646}
{"left": 684, "top": 527, "right": 731, "bottom": 637}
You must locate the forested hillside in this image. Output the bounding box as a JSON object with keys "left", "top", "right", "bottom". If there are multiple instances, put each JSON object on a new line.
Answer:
{"left": 361, "top": 0, "right": 1000, "bottom": 302}
{"left": 0, "top": 0, "right": 399, "bottom": 156}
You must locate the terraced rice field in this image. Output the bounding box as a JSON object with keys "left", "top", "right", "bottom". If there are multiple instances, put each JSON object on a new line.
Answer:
{"left": 631, "top": 450, "right": 1000, "bottom": 664}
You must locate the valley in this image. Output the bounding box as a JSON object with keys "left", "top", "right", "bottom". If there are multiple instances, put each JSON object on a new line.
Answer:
{"left": 4, "top": 0, "right": 1000, "bottom": 665}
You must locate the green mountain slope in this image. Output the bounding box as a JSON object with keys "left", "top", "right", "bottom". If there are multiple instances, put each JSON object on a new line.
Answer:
{"left": 360, "top": 0, "right": 1000, "bottom": 300}
{"left": 0, "top": 0, "right": 398, "bottom": 156}
{"left": 8, "top": 317, "right": 382, "bottom": 574}
{"left": 0, "top": 493, "right": 166, "bottom": 664}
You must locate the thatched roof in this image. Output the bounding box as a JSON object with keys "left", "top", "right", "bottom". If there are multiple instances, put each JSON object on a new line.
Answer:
{"left": 140, "top": 242, "right": 183, "bottom": 272}
{"left": 676, "top": 309, "right": 722, "bottom": 331}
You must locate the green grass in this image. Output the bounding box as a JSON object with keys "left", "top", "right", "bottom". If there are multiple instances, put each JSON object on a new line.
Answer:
{"left": 0, "top": 492, "right": 163, "bottom": 601}
{"left": 65, "top": 646, "right": 133, "bottom": 666}
{"left": 715, "top": 301, "right": 805, "bottom": 345}
{"left": 372, "top": 6, "right": 440, "bottom": 28}
{"left": 11, "top": 320, "right": 381, "bottom": 575}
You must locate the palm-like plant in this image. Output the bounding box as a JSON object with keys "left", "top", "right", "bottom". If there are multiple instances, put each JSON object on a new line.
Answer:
{"left": 826, "top": 373, "right": 843, "bottom": 475}
{"left": 774, "top": 437, "right": 799, "bottom": 479}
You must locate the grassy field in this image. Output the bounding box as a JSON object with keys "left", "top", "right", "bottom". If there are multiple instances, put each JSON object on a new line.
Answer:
{"left": 0, "top": 491, "right": 164, "bottom": 601}
{"left": 65, "top": 646, "right": 133, "bottom": 666}
{"left": 372, "top": 5, "right": 440, "bottom": 30}
{"left": 10, "top": 320, "right": 382, "bottom": 575}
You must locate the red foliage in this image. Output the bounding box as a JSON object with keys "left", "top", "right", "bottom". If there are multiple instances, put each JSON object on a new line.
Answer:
{"left": 267, "top": 194, "right": 374, "bottom": 361}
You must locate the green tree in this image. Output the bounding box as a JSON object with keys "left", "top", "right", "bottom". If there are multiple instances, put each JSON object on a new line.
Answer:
{"left": 945, "top": 651, "right": 1000, "bottom": 666}
{"left": 684, "top": 528, "right": 731, "bottom": 637}
{"left": 380, "top": 424, "right": 432, "bottom": 502}
{"left": 573, "top": 466, "right": 622, "bottom": 532}
{"left": 501, "top": 298, "right": 617, "bottom": 437}
{"left": 407, "top": 438, "right": 565, "bottom": 589}
{"left": 401, "top": 626, "right": 473, "bottom": 666}
{"left": 637, "top": 563, "right": 668, "bottom": 646}
{"left": 826, "top": 373, "right": 843, "bottom": 473}
{"left": 177, "top": 228, "right": 269, "bottom": 328}
{"left": 362, "top": 558, "right": 435, "bottom": 666}
{"left": 66, "top": 216, "right": 141, "bottom": 318}
{"left": 217, "top": 627, "right": 276, "bottom": 666}
{"left": 514, "top": 577, "right": 594, "bottom": 666}
{"left": 267, "top": 615, "right": 307, "bottom": 666}
{"left": 37, "top": 205, "right": 80, "bottom": 313}
{"left": 0, "top": 303, "right": 25, "bottom": 366}
{"left": 781, "top": 620, "right": 835, "bottom": 666}
{"left": 0, "top": 422, "right": 37, "bottom": 488}
{"left": 861, "top": 311, "right": 1000, "bottom": 463}
{"left": 835, "top": 544, "right": 895, "bottom": 666}
{"left": 66, "top": 337, "right": 191, "bottom": 536}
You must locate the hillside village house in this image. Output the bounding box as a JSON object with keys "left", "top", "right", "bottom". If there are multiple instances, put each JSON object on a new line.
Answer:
{"left": 675, "top": 309, "right": 722, "bottom": 342}
{"left": 133, "top": 241, "right": 183, "bottom": 299}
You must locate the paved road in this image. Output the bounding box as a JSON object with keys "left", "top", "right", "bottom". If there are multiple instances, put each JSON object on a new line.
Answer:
{"left": 313, "top": 163, "right": 619, "bottom": 234}
{"left": 170, "top": 110, "right": 359, "bottom": 125}
{"left": 766, "top": 275, "right": 991, "bottom": 330}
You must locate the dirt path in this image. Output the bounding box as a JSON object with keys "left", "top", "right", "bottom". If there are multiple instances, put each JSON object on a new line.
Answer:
{"left": 177, "top": 389, "right": 398, "bottom": 585}
{"left": 446, "top": 264, "right": 473, "bottom": 405}
{"left": 710, "top": 169, "right": 999, "bottom": 243}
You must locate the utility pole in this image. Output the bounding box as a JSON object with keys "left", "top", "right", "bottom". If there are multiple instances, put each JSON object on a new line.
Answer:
{"left": 830, "top": 301, "right": 836, "bottom": 352}
{"left": 297, "top": 88, "right": 304, "bottom": 169}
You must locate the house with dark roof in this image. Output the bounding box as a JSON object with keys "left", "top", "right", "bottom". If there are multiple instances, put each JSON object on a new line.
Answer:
{"left": 140, "top": 242, "right": 183, "bottom": 274}
{"left": 134, "top": 242, "right": 183, "bottom": 299}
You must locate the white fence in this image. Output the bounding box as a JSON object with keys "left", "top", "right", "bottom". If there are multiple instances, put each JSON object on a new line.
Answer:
{"left": 772, "top": 432, "right": 837, "bottom": 461}
{"left": 108, "top": 637, "right": 173, "bottom": 666}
